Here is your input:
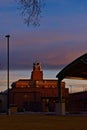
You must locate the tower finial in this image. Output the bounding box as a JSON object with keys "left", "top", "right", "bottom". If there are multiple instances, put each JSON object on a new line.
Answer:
{"left": 35, "top": 56, "right": 39, "bottom": 63}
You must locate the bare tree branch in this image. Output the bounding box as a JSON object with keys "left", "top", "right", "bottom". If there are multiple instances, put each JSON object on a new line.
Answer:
{"left": 16, "top": 0, "right": 45, "bottom": 26}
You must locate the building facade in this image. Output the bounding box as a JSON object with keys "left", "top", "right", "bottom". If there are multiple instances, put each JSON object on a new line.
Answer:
{"left": 0, "top": 92, "right": 7, "bottom": 113}
{"left": 10, "top": 61, "right": 69, "bottom": 112}
{"left": 66, "top": 91, "right": 87, "bottom": 113}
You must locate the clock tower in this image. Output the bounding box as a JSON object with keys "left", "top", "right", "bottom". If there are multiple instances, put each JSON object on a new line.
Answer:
{"left": 31, "top": 61, "right": 43, "bottom": 80}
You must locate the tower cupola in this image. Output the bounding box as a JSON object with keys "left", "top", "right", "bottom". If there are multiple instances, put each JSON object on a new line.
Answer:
{"left": 31, "top": 61, "right": 43, "bottom": 80}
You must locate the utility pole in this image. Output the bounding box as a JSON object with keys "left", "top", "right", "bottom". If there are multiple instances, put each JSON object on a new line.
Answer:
{"left": 5, "top": 35, "right": 10, "bottom": 115}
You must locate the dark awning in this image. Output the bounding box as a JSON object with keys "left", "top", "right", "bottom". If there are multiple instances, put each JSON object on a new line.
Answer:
{"left": 56, "top": 53, "right": 87, "bottom": 80}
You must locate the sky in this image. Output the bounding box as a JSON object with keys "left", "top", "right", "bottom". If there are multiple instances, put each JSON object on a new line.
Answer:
{"left": 0, "top": 0, "right": 87, "bottom": 70}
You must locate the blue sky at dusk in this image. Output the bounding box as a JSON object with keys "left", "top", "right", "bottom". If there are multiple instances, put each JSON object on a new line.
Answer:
{"left": 0, "top": 0, "right": 87, "bottom": 70}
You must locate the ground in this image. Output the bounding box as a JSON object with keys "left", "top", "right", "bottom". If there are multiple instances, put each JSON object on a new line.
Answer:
{"left": 0, "top": 114, "right": 87, "bottom": 130}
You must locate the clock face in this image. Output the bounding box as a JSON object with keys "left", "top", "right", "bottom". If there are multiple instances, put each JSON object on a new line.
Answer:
{"left": 37, "top": 63, "right": 39, "bottom": 65}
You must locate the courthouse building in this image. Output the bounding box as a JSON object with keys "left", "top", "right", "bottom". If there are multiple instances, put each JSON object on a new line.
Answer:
{"left": 9, "top": 61, "right": 69, "bottom": 112}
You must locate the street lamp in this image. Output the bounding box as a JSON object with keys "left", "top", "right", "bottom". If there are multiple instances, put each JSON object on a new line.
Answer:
{"left": 5, "top": 35, "right": 10, "bottom": 115}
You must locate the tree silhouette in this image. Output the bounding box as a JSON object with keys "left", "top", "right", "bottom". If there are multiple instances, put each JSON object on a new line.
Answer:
{"left": 17, "top": 0, "right": 44, "bottom": 26}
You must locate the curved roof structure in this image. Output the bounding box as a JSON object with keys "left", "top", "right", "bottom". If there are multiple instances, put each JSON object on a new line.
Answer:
{"left": 56, "top": 53, "right": 87, "bottom": 80}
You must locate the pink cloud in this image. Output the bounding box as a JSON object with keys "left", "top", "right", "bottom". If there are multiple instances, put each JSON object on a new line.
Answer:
{"left": 7, "top": 29, "right": 87, "bottom": 69}
{"left": 11, "top": 28, "right": 87, "bottom": 47}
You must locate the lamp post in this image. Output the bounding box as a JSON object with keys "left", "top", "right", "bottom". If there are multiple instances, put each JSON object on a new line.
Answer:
{"left": 5, "top": 35, "right": 10, "bottom": 115}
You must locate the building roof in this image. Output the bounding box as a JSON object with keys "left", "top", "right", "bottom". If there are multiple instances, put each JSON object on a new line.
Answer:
{"left": 56, "top": 53, "right": 87, "bottom": 80}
